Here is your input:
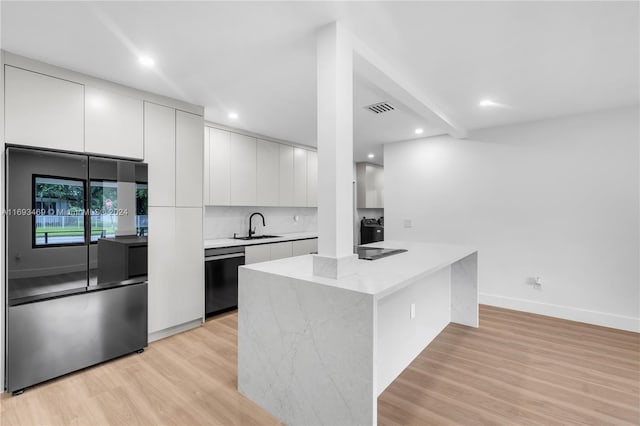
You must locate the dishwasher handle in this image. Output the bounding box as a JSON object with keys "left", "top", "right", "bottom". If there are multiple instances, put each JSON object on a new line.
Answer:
{"left": 205, "top": 253, "right": 245, "bottom": 261}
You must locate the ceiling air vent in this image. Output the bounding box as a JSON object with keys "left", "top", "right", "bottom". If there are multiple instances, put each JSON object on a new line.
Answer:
{"left": 364, "top": 101, "right": 396, "bottom": 114}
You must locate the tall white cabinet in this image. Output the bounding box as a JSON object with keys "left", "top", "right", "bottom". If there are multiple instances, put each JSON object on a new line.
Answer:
{"left": 144, "top": 106, "right": 204, "bottom": 337}
{"left": 204, "top": 126, "right": 317, "bottom": 207}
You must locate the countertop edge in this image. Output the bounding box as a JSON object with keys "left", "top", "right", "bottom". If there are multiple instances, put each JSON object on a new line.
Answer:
{"left": 204, "top": 233, "right": 318, "bottom": 249}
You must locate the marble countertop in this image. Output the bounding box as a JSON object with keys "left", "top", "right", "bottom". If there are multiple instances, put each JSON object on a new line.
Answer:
{"left": 204, "top": 231, "right": 318, "bottom": 249}
{"left": 241, "top": 240, "right": 476, "bottom": 299}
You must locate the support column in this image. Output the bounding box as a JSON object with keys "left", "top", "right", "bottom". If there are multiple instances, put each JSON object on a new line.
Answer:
{"left": 313, "top": 22, "right": 358, "bottom": 279}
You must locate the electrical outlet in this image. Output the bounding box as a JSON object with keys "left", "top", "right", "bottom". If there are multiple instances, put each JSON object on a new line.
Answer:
{"left": 403, "top": 219, "right": 413, "bottom": 228}
{"left": 410, "top": 303, "right": 416, "bottom": 319}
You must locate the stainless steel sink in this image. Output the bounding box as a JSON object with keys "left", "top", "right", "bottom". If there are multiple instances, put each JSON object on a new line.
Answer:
{"left": 234, "top": 235, "right": 280, "bottom": 241}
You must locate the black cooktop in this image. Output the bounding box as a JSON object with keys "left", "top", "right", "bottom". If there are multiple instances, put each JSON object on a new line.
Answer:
{"left": 356, "top": 246, "right": 408, "bottom": 261}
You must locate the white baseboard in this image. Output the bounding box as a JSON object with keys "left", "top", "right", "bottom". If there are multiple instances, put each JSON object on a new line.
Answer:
{"left": 148, "top": 318, "right": 203, "bottom": 343}
{"left": 480, "top": 293, "right": 640, "bottom": 333}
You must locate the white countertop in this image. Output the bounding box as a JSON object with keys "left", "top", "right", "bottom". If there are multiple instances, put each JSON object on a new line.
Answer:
{"left": 241, "top": 240, "right": 476, "bottom": 299}
{"left": 204, "top": 231, "right": 317, "bottom": 249}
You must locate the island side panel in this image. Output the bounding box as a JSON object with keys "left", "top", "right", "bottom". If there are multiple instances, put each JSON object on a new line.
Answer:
{"left": 238, "top": 267, "right": 376, "bottom": 426}
{"left": 451, "top": 251, "right": 479, "bottom": 327}
{"left": 376, "top": 266, "right": 452, "bottom": 395}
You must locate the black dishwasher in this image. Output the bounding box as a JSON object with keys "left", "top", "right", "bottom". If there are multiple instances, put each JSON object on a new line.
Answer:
{"left": 205, "top": 246, "right": 245, "bottom": 317}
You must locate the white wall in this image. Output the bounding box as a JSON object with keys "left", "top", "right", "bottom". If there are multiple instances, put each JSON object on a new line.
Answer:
{"left": 204, "top": 206, "right": 317, "bottom": 240}
{"left": 385, "top": 107, "right": 639, "bottom": 331}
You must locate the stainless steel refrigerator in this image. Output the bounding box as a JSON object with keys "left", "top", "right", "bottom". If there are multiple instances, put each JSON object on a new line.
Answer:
{"left": 5, "top": 147, "right": 148, "bottom": 394}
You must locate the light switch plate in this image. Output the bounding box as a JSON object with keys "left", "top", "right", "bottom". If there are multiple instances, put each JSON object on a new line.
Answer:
{"left": 403, "top": 219, "right": 413, "bottom": 228}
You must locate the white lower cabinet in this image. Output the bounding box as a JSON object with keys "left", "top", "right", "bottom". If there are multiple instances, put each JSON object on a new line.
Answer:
{"left": 270, "top": 242, "right": 293, "bottom": 260}
{"left": 292, "top": 238, "right": 318, "bottom": 256}
{"left": 148, "top": 207, "right": 204, "bottom": 334}
{"left": 244, "top": 238, "right": 317, "bottom": 265}
{"left": 245, "top": 244, "right": 271, "bottom": 265}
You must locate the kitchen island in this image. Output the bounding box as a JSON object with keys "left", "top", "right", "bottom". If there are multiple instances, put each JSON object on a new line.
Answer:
{"left": 237, "top": 241, "right": 478, "bottom": 426}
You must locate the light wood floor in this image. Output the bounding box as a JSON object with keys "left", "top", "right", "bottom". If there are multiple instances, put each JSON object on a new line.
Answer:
{"left": 1, "top": 305, "right": 638, "bottom": 425}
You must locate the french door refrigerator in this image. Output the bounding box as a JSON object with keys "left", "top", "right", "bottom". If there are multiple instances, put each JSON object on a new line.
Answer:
{"left": 5, "top": 147, "right": 148, "bottom": 394}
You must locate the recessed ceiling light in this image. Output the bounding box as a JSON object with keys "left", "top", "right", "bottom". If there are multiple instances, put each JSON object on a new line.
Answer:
{"left": 228, "top": 112, "right": 239, "bottom": 120}
{"left": 415, "top": 128, "right": 424, "bottom": 135}
{"left": 138, "top": 55, "right": 155, "bottom": 67}
{"left": 479, "top": 99, "right": 498, "bottom": 107}
{"left": 368, "top": 153, "right": 375, "bottom": 159}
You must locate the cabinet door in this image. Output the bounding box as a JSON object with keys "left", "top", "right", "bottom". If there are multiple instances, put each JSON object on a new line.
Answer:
{"left": 245, "top": 244, "right": 271, "bottom": 265}
{"left": 306, "top": 150, "right": 318, "bottom": 207}
{"left": 144, "top": 102, "right": 175, "bottom": 207}
{"left": 147, "top": 207, "right": 176, "bottom": 333}
{"left": 279, "top": 144, "right": 294, "bottom": 206}
{"left": 5, "top": 66, "right": 84, "bottom": 152}
{"left": 256, "top": 139, "right": 280, "bottom": 206}
{"left": 230, "top": 133, "right": 257, "bottom": 206}
{"left": 209, "top": 128, "right": 231, "bottom": 205}
{"left": 148, "top": 207, "right": 204, "bottom": 333}
{"left": 174, "top": 208, "right": 204, "bottom": 325}
{"left": 203, "top": 128, "right": 210, "bottom": 205}
{"left": 175, "top": 110, "right": 203, "bottom": 207}
{"left": 269, "top": 242, "right": 293, "bottom": 260}
{"left": 367, "top": 164, "right": 384, "bottom": 208}
{"left": 85, "top": 86, "right": 144, "bottom": 159}
{"left": 293, "top": 148, "right": 308, "bottom": 207}
{"left": 292, "top": 238, "right": 318, "bottom": 256}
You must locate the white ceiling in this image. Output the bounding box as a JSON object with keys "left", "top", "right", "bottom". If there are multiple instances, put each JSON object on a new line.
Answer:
{"left": 2, "top": 1, "right": 638, "bottom": 164}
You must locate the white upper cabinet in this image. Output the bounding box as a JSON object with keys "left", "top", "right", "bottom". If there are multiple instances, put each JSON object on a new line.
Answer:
{"left": 229, "top": 133, "right": 257, "bottom": 206}
{"left": 5, "top": 66, "right": 84, "bottom": 152}
{"left": 293, "top": 147, "right": 308, "bottom": 207}
{"left": 144, "top": 102, "right": 175, "bottom": 207}
{"left": 257, "top": 139, "right": 280, "bottom": 206}
{"left": 203, "top": 127, "right": 318, "bottom": 208}
{"left": 356, "top": 162, "right": 384, "bottom": 208}
{"left": 306, "top": 150, "right": 318, "bottom": 207}
{"left": 175, "top": 110, "right": 204, "bottom": 207}
{"left": 209, "top": 128, "right": 231, "bottom": 205}
{"left": 279, "top": 144, "right": 294, "bottom": 206}
{"left": 85, "top": 86, "right": 143, "bottom": 159}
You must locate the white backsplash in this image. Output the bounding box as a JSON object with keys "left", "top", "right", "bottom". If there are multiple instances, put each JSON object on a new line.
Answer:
{"left": 204, "top": 206, "right": 318, "bottom": 239}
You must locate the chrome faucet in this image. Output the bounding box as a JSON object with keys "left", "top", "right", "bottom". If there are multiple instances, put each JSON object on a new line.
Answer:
{"left": 249, "top": 212, "right": 266, "bottom": 238}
